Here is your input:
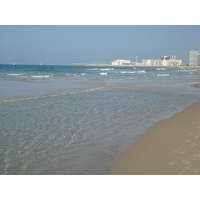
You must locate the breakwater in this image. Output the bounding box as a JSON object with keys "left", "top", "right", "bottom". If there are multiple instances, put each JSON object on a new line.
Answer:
{"left": 70, "top": 63, "right": 200, "bottom": 68}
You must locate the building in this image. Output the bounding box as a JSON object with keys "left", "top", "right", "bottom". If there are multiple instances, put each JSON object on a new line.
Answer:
{"left": 161, "top": 55, "right": 176, "bottom": 60}
{"left": 189, "top": 51, "right": 200, "bottom": 66}
{"left": 142, "top": 55, "right": 182, "bottom": 66}
{"left": 111, "top": 59, "right": 132, "bottom": 65}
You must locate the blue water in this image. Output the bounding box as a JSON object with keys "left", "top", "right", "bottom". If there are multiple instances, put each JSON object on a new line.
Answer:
{"left": 1, "top": 64, "right": 200, "bottom": 174}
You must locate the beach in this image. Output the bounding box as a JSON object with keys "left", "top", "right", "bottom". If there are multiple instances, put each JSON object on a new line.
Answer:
{"left": 109, "top": 93, "right": 200, "bottom": 175}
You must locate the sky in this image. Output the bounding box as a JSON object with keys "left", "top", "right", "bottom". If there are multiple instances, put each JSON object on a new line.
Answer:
{"left": 0, "top": 25, "right": 200, "bottom": 65}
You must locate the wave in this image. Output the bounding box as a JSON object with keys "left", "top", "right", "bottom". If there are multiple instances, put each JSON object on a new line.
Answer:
{"left": 156, "top": 74, "right": 169, "bottom": 77}
{"left": 61, "top": 73, "right": 81, "bottom": 77}
{"left": 6, "top": 74, "right": 23, "bottom": 76}
{"left": 99, "top": 72, "right": 108, "bottom": 75}
{"left": 88, "top": 68, "right": 115, "bottom": 71}
{"left": 134, "top": 70, "right": 146, "bottom": 73}
{"left": 120, "top": 70, "right": 146, "bottom": 74}
{"left": 156, "top": 68, "right": 166, "bottom": 71}
{"left": 1, "top": 74, "right": 53, "bottom": 78}
{"left": 120, "top": 71, "right": 135, "bottom": 74}
{"left": 22, "top": 73, "right": 85, "bottom": 78}
{"left": 30, "top": 75, "right": 52, "bottom": 78}
{"left": 99, "top": 68, "right": 115, "bottom": 71}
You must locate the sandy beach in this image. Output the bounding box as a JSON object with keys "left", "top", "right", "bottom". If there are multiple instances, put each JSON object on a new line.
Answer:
{"left": 109, "top": 92, "right": 200, "bottom": 175}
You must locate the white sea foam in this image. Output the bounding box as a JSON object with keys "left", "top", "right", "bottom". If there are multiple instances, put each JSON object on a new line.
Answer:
{"left": 7, "top": 74, "right": 23, "bottom": 76}
{"left": 136, "top": 70, "right": 146, "bottom": 73}
{"left": 156, "top": 68, "right": 166, "bottom": 71}
{"left": 99, "top": 72, "right": 108, "bottom": 75}
{"left": 31, "top": 75, "right": 52, "bottom": 78}
{"left": 88, "top": 68, "right": 115, "bottom": 71}
{"left": 81, "top": 73, "right": 86, "bottom": 76}
{"left": 157, "top": 74, "right": 169, "bottom": 76}
{"left": 99, "top": 68, "right": 115, "bottom": 71}
{"left": 120, "top": 71, "right": 135, "bottom": 74}
{"left": 120, "top": 70, "right": 146, "bottom": 74}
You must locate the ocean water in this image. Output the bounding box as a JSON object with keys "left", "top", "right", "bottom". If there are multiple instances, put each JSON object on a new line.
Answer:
{"left": 1, "top": 64, "right": 200, "bottom": 174}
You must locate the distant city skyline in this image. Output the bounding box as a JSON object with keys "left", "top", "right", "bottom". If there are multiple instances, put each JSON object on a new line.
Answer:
{"left": 0, "top": 25, "right": 200, "bottom": 65}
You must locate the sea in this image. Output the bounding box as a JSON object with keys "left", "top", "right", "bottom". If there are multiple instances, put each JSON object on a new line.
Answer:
{"left": 1, "top": 64, "right": 200, "bottom": 175}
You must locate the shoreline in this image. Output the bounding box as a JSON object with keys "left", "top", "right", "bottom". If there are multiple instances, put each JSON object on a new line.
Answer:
{"left": 109, "top": 85, "right": 200, "bottom": 175}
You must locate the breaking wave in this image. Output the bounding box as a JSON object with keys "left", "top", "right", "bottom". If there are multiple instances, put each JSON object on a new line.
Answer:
{"left": 30, "top": 75, "right": 52, "bottom": 78}
{"left": 156, "top": 68, "right": 166, "bottom": 71}
{"left": 157, "top": 74, "right": 169, "bottom": 77}
{"left": 99, "top": 72, "right": 108, "bottom": 75}
{"left": 99, "top": 68, "right": 115, "bottom": 71}
{"left": 120, "top": 70, "right": 146, "bottom": 74}
{"left": 6, "top": 74, "right": 23, "bottom": 76}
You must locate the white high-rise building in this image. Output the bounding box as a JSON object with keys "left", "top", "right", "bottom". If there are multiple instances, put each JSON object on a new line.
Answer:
{"left": 189, "top": 51, "right": 200, "bottom": 66}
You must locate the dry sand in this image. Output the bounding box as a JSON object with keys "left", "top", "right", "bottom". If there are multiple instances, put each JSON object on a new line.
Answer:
{"left": 109, "top": 99, "right": 200, "bottom": 175}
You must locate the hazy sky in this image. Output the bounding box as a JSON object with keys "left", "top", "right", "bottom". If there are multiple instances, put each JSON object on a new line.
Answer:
{"left": 0, "top": 25, "right": 200, "bottom": 65}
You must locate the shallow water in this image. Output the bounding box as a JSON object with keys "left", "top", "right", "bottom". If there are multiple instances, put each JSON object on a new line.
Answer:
{"left": 0, "top": 65, "right": 200, "bottom": 174}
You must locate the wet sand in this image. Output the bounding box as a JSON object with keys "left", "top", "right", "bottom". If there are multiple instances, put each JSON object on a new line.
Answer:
{"left": 109, "top": 99, "right": 200, "bottom": 175}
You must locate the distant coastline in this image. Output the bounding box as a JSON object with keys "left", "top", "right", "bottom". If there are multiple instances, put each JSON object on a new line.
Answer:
{"left": 70, "top": 63, "right": 200, "bottom": 68}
